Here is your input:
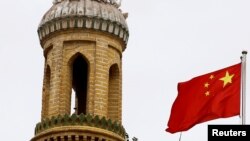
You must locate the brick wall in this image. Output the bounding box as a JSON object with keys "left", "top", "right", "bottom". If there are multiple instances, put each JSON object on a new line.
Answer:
{"left": 41, "top": 30, "right": 124, "bottom": 124}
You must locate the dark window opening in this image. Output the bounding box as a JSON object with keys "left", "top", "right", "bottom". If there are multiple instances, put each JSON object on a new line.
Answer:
{"left": 79, "top": 136, "right": 83, "bottom": 141}
{"left": 72, "top": 55, "right": 88, "bottom": 115}
{"left": 87, "top": 136, "right": 91, "bottom": 141}
{"left": 64, "top": 136, "right": 68, "bottom": 141}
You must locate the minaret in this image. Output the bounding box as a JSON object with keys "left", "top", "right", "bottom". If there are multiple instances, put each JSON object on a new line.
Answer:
{"left": 31, "top": 0, "right": 129, "bottom": 141}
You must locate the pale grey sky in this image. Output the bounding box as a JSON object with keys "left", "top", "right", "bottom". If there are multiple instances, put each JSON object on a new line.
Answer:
{"left": 0, "top": 0, "right": 249, "bottom": 141}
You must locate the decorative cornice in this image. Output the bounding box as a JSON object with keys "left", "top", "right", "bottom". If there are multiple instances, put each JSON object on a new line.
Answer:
{"left": 38, "top": 16, "right": 129, "bottom": 44}
{"left": 39, "top": 0, "right": 129, "bottom": 44}
{"left": 34, "top": 114, "right": 126, "bottom": 137}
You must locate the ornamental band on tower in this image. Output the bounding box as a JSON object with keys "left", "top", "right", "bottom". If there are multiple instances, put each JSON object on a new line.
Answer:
{"left": 31, "top": 0, "right": 129, "bottom": 141}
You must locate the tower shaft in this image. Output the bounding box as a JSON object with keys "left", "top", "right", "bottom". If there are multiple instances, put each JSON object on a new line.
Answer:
{"left": 31, "top": 0, "right": 129, "bottom": 141}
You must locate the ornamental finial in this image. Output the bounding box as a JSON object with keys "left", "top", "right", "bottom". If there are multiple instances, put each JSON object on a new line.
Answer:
{"left": 93, "top": 0, "right": 122, "bottom": 8}
{"left": 53, "top": 0, "right": 122, "bottom": 8}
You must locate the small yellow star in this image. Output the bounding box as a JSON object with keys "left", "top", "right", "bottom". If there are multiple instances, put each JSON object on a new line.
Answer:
{"left": 210, "top": 75, "right": 214, "bottom": 80}
{"left": 205, "top": 91, "right": 210, "bottom": 96}
{"left": 219, "top": 71, "right": 234, "bottom": 87}
{"left": 204, "top": 82, "right": 210, "bottom": 88}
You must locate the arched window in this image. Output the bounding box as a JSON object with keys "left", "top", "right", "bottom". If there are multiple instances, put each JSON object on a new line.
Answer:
{"left": 72, "top": 55, "right": 88, "bottom": 115}
{"left": 108, "top": 64, "right": 120, "bottom": 120}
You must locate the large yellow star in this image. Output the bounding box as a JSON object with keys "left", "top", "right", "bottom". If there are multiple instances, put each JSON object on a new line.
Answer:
{"left": 219, "top": 71, "right": 234, "bottom": 87}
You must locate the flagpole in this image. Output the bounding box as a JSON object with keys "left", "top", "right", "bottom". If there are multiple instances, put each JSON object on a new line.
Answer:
{"left": 240, "top": 50, "right": 247, "bottom": 125}
{"left": 179, "top": 132, "right": 182, "bottom": 141}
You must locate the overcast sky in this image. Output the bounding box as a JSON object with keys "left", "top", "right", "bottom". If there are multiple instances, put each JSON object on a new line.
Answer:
{"left": 0, "top": 0, "right": 249, "bottom": 141}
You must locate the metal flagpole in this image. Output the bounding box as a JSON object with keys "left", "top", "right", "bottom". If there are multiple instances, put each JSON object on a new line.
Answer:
{"left": 179, "top": 132, "right": 182, "bottom": 141}
{"left": 240, "top": 51, "right": 247, "bottom": 125}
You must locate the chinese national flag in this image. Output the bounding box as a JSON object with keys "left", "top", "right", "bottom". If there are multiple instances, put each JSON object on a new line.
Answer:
{"left": 166, "top": 63, "right": 241, "bottom": 134}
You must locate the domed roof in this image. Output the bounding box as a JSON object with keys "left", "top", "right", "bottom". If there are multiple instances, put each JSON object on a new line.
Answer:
{"left": 38, "top": 0, "right": 129, "bottom": 44}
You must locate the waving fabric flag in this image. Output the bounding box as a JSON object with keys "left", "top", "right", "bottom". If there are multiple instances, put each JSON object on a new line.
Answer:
{"left": 166, "top": 63, "right": 241, "bottom": 134}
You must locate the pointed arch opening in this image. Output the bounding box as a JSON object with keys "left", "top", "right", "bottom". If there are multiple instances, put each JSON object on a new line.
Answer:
{"left": 108, "top": 64, "right": 120, "bottom": 121}
{"left": 71, "top": 54, "right": 89, "bottom": 115}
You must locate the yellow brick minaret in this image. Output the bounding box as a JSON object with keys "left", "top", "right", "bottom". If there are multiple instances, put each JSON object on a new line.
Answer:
{"left": 31, "top": 0, "right": 129, "bottom": 141}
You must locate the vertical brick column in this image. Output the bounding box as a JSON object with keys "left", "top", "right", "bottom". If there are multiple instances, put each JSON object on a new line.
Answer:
{"left": 48, "top": 40, "right": 64, "bottom": 118}
{"left": 60, "top": 136, "right": 65, "bottom": 141}
{"left": 118, "top": 60, "right": 122, "bottom": 123}
{"left": 94, "top": 39, "right": 109, "bottom": 117}
{"left": 41, "top": 62, "right": 48, "bottom": 120}
{"left": 87, "top": 49, "right": 96, "bottom": 115}
{"left": 68, "top": 135, "right": 72, "bottom": 141}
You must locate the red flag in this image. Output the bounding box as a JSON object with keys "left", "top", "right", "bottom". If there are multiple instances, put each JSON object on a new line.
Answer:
{"left": 166, "top": 63, "right": 241, "bottom": 134}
